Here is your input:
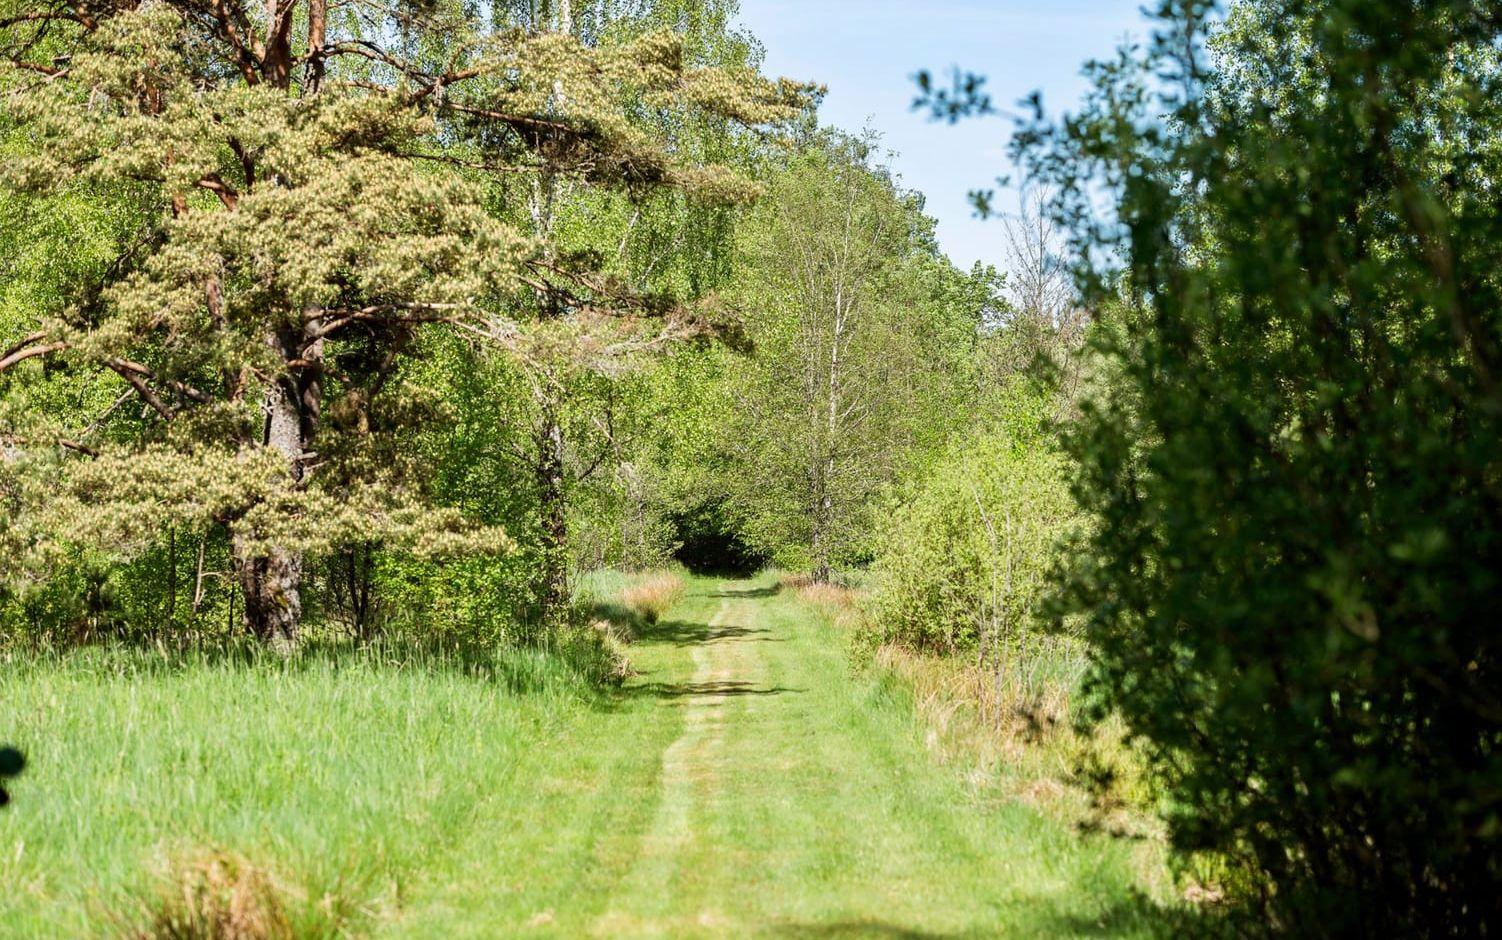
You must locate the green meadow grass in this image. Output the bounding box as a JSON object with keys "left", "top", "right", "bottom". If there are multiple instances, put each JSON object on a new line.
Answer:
{"left": 0, "top": 642, "right": 620, "bottom": 935}
{"left": 0, "top": 574, "right": 1165, "bottom": 937}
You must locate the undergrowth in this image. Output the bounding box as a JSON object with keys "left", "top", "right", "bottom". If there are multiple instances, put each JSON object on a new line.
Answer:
{"left": 794, "top": 570, "right": 1179, "bottom": 907}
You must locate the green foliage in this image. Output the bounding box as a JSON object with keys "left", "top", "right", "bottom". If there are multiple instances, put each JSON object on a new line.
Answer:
{"left": 712, "top": 133, "right": 989, "bottom": 577}
{"left": 1017, "top": 0, "right": 1502, "bottom": 932}
{"left": 869, "top": 382, "right": 1074, "bottom": 655}
{"left": 0, "top": 0, "right": 809, "bottom": 642}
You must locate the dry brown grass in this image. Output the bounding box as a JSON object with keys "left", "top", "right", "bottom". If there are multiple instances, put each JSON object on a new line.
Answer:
{"left": 876, "top": 642, "right": 1074, "bottom": 741}
{"left": 876, "top": 643, "right": 1059, "bottom": 781}
{"left": 876, "top": 642, "right": 1152, "bottom": 823}
{"left": 122, "top": 850, "right": 294, "bottom": 940}
{"left": 780, "top": 574, "right": 862, "bottom": 627}
{"left": 620, "top": 571, "right": 686, "bottom": 625}
{"left": 588, "top": 618, "right": 635, "bottom": 682}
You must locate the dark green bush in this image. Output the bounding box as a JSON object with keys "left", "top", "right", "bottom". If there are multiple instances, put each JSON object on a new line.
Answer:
{"left": 1024, "top": 0, "right": 1502, "bottom": 933}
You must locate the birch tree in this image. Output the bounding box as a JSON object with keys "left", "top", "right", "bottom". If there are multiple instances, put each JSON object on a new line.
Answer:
{"left": 726, "top": 134, "right": 983, "bottom": 581}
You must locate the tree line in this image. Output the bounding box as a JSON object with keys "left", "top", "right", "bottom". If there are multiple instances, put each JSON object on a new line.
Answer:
{"left": 0, "top": 0, "right": 1012, "bottom": 650}
{"left": 4, "top": 0, "right": 1500, "bottom": 936}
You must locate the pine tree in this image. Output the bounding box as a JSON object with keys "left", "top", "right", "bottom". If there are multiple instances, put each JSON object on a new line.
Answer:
{"left": 0, "top": 0, "right": 807, "bottom": 643}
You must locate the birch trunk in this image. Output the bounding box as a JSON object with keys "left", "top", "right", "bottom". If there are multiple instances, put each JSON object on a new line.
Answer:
{"left": 535, "top": 393, "right": 570, "bottom": 626}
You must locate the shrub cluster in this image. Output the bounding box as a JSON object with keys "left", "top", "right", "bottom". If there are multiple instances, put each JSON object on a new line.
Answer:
{"left": 870, "top": 388, "right": 1075, "bottom": 658}
{"left": 1022, "top": 0, "right": 1502, "bottom": 932}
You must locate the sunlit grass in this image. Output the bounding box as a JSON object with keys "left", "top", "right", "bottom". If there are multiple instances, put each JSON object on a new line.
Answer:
{"left": 0, "top": 641, "right": 608, "bottom": 936}
{"left": 0, "top": 574, "right": 1169, "bottom": 937}
{"left": 618, "top": 570, "right": 687, "bottom": 626}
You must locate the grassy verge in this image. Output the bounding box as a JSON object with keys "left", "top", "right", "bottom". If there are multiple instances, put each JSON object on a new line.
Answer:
{"left": 797, "top": 572, "right": 1176, "bottom": 910}
{"left": 684, "top": 574, "right": 1168, "bottom": 937}
{"left": 0, "top": 634, "right": 675, "bottom": 937}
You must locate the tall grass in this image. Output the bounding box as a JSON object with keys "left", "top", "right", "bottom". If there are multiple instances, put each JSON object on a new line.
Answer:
{"left": 120, "top": 849, "right": 297, "bottom": 940}
{"left": 0, "top": 641, "right": 598, "bottom": 936}
{"left": 781, "top": 573, "right": 863, "bottom": 629}
{"left": 618, "top": 570, "right": 686, "bottom": 625}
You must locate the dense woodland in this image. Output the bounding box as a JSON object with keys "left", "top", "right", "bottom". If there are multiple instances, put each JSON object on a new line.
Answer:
{"left": 0, "top": 0, "right": 1499, "bottom": 936}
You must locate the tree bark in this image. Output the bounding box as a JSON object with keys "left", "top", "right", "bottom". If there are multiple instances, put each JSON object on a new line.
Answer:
{"left": 233, "top": 536, "right": 303, "bottom": 647}
{"left": 535, "top": 393, "right": 570, "bottom": 627}
{"left": 810, "top": 507, "right": 832, "bottom": 585}
{"left": 809, "top": 284, "right": 847, "bottom": 586}
{"left": 810, "top": 471, "right": 835, "bottom": 585}
{"left": 304, "top": 0, "right": 327, "bottom": 93}
{"left": 231, "top": 326, "right": 318, "bottom": 648}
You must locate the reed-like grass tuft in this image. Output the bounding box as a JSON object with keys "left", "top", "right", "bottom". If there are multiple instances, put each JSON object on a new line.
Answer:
{"left": 121, "top": 849, "right": 297, "bottom": 940}
{"left": 620, "top": 571, "right": 686, "bottom": 625}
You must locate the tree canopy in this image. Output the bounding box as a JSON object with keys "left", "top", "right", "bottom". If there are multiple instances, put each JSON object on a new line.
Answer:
{"left": 0, "top": 0, "right": 809, "bottom": 641}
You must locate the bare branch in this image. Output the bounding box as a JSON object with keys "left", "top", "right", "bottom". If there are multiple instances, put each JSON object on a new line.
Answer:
{"left": 105, "top": 359, "right": 174, "bottom": 419}
{"left": 196, "top": 174, "right": 240, "bottom": 209}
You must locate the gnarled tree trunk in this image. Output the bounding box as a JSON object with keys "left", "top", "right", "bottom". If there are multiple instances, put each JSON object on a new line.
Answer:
{"left": 233, "top": 538, "right": 303, "bottom": 646}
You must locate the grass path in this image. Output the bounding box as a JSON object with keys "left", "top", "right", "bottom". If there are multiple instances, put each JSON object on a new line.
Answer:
{"left": 0, "top": 574, "right": 1159, "bottom": 937}
{"left": 385, "top": 575, "right": 1157, "bottom": 937}
{"left": 592, "top": 596, "right": 741, "bottom": 934}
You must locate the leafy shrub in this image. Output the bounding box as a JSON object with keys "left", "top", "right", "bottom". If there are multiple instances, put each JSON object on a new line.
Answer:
{"left": 570, "top": 462, "right": 681, "bottom": 573}
{"left": 1022, "top": 0, "right": 1502, "bottom": 932}
{"left": 368, "top": 550, "right": 538, "bottom": 648}
{"left": 620, "top": 570, "right": 686, "bottom": 625}
{"left": 869, "top": 392, "right": 1075, "bottom": 657}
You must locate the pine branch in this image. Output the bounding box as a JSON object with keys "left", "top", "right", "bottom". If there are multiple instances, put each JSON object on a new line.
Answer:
{"left": 0, "top": 339, "right": 67, "bottom": 373}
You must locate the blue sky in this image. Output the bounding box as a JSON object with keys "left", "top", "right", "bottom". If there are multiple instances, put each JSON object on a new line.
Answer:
{"left": 734, "top": 1, "right": 1156, "bottom": 271}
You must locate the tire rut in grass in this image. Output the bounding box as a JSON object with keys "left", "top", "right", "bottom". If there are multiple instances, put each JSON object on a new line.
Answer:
{"left": 592, "top": 593, "right": 772, "bottom": 936}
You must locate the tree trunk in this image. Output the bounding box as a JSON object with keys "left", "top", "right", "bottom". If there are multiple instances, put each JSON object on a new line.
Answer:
{"left": 233, "top": 537, "right": 303, "bottom": 647}
{"left": 536, "top": 395, "right": 570, "bottom": 627}
{"left": 810, "top": 490, "right": 833, "bottom": 584}
{"left": 232, "top": 327, "right": 319, "bottom": 648}
{"left": 342, "top": 543, "right": 376, "bottom": 637}
{"left": 809, "top": 290, "right": 846, "bottom": 586}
